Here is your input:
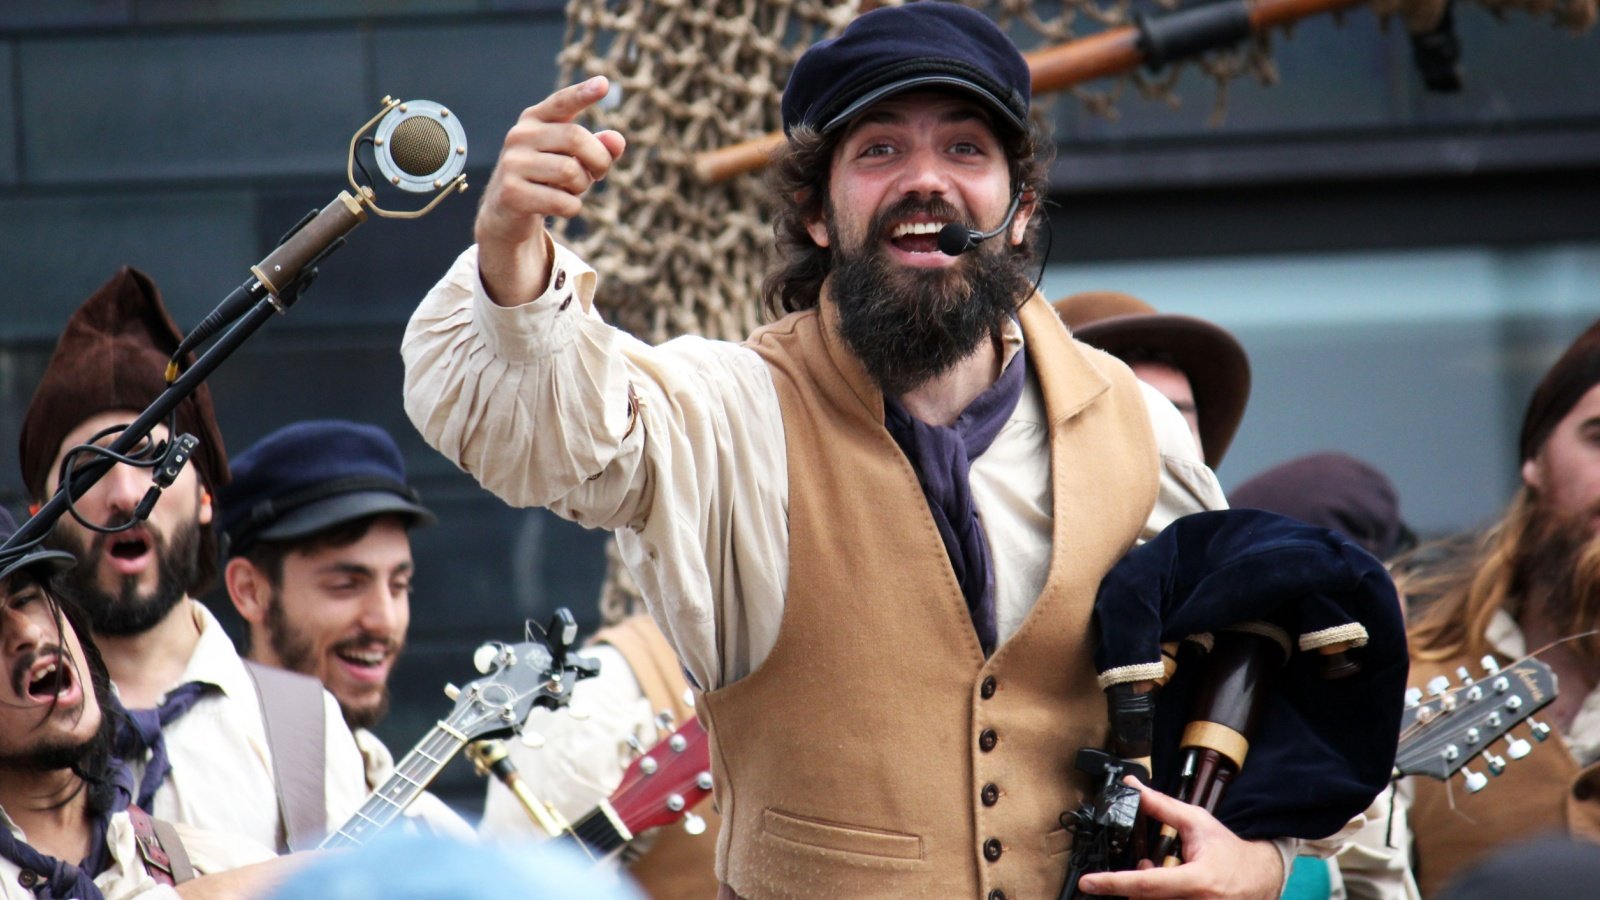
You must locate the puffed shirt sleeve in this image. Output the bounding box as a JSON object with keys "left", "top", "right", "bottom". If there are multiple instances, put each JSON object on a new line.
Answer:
{"left": 403, "top": 242, "right": 787, "bottom": 691}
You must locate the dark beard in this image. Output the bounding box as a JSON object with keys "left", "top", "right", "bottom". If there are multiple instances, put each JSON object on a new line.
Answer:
{"left": 0, "top": 734, "right": 98, "bottom": 772}
{"left": 829, "top": 196, "right": 1032, "bottom": 397}
{"left": 1516, "top": 502, "right": 1600, "bottom": 666}
{"left": 264, "top": 592, "right": 393, "bottom": 731}
{"left": 49, "top": 516, "right": 202, "bottom": 637}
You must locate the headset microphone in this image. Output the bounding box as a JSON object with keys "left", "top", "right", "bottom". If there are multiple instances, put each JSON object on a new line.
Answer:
{"left": 937, "top": 191, "right": 1024, "bottom": 256}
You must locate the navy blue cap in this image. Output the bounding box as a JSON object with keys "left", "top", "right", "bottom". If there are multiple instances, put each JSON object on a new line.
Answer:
{"left": 0, "top": 507, "right": 76, "bottom": 585}
{"left": 219, "top": 421, "right": 435, "bottom": 558}
{"left": 781, "top": 3, "right": 1031, "bottom": 137}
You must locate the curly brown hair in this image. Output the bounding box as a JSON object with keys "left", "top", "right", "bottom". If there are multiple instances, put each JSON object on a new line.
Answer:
{"left": 760, "top": 112, "right": 1053, "bottom": 319}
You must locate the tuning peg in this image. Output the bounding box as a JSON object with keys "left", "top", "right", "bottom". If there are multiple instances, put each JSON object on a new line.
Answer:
{"left": 1462, "top": 768, "right": 1489, "bottom": 793}
{"left": 682, "top": 689, "right": 697, "bottom": 709}
{"left": 1426, "top": 676, "right": 1451, "bottom": 697}
{"left": 473, "top": 642, "right": 502, "bottom": 675}
{"left": 1480, "top": 655, "right": 1501, "bottom": 675}
{"left": 669, "top": 733, "right": 689, "bottom": 753}
{"left": 1529, "top": 719, "right": 1553, "bottom": 742}
{"left": 1485, "top": 752, "right": 1507, "bottom": 775}
{"left": 1503, "top": 734, "right": 1531, "bottom": 760}
{"left": 697, "top": 772, "right": 714, "bottom": 791}
{"left": 1456, "top": 666, "right": 1475, "bottom": 686}
{"left": 1404, "top": 687, "right": 1423, "bottom": 708}
{"left": 444, "top": 683, "right": 461, "bottom": 701}
{"left": 639, "top": 756, "right": 659, "bottom": 775}
{"left": 655, "top": 711, "right": 676, "bottom": 733}
{"left": 626, "top": 735, "right": 646, "bottom": 755}
{"left": 666, "top": 793, "right": 687, "bottom": 812}
{"left": 521, "top": 730, "right": 546, "bottom": 749}
{"left": 682, "top": 812, "right": 707, "bottom": 835}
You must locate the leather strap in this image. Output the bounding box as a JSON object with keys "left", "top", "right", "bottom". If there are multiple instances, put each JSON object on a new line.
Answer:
{"left": 243, "top": 660, "right": 328, "bottom": 852}
{"left": 127, "top": 805, "right": 196, "bottom": 886}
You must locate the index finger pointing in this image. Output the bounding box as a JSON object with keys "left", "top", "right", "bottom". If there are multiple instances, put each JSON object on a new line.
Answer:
{"left": 528, "top": 76, "right": 610, "bottom": 124}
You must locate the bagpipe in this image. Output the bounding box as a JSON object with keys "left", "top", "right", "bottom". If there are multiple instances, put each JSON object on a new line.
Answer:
{"left": 1059, "top": 508, "right": 1411, "bottom": 898}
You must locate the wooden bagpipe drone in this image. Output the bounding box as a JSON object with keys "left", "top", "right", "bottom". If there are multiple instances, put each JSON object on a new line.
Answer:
{"left": 1059, "top": 509, "right": 1410, "bottom": 898}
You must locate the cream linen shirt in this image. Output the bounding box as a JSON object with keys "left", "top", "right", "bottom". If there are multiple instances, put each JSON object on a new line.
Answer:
{"left": 0, "top": 807, "right": 274, "bottom": 900}
{"left": 352, "top": 727, "right": 476, "bottom": 841}
{"left": 133, "top": 602, "right": 368, "bottom": 852}
{"left": 404, "top": 242, "right": 1226, "bottom": 692}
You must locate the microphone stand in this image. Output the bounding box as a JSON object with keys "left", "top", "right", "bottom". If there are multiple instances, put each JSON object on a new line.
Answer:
{"left": 0, "top": 96, "right": 467, "bottom": 557}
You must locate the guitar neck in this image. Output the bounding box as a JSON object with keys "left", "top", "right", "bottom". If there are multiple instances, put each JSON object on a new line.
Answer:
{"left": 560, "top": 800, "right": 633, "bottom": 856}
{"left": 319, "top": 723, "right": 468, "bottom": 849}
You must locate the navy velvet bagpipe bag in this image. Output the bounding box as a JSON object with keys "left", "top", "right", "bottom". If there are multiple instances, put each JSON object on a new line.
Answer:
{"left": 1063, "top": 508, "right": 1409, "bottom": 895}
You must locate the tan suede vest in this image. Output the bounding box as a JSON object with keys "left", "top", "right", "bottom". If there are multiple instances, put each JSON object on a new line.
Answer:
{"left": 698, "top": 294, "right": 1159, "bottom": 900}
{"left": 593, "top": 616, "right": 723, "bottom": 900}
{"left": 1407, "top": 652, "right": 1600, "bottom": 897}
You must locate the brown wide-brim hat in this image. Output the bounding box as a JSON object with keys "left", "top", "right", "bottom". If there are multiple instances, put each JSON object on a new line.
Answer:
{"left": 19, "top": 267, "right": 229, "bottom": 503}
{"left": 1054, "top": 291, "right": 1250, "bottom": 468}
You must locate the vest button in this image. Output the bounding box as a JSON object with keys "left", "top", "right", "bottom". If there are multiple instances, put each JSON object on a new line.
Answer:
{"left": 981, "top": 783, "right": 1000, "bottom": 806}
{"left": 981, "top": 676, "right": 997, "bottom": 699}
{"left": 989, "top": 891, "right": 1008, "bottom": 900}
{"left": 554, "top": 269, "right": 567, "bottom": 290}
{"left": 984, "top": 838, "right": 1003, "bottom": 862}
{"left": 979, "top": 728, "right": 998, "bottom": 752}
{"left": 17, "top": 871, "right": 39, "bottom": 889}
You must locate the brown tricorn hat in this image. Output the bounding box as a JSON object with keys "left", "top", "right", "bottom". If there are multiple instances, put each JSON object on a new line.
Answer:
{"left": 18, "top": 268, "right": 229, "bottom": 594}
{"left": 1054, "top": 291, "right": 1251, "bottom": 469}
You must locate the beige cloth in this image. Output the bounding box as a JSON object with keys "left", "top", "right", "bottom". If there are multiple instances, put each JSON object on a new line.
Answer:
{"left": 133, "top": 602, "right": 368, "bottom": 852}
{"left": 0, "top": 807, "right": 274, "bottom": 899}
{"left": 402, "top": 243, "right": 1226, "bottom": 693}
{"left": 353, "top": 728, "right": 476, "bottom": 842}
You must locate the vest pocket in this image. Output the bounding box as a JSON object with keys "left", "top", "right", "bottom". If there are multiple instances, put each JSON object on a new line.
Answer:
{"left": 761, "top": 807, "right": 924, "bottom": 861}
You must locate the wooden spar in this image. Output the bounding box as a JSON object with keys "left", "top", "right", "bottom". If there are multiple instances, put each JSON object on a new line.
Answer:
{"left": 690, "top": 0, "right": 1369, "bottom": 185}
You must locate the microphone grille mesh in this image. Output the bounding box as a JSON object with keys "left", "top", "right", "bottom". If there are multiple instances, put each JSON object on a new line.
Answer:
{"left": 389, "top": 116, "right": 451, "bottom": 177}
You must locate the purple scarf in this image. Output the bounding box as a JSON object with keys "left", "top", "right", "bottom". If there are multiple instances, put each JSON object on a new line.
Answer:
{"left": 883, "top": 350, "right": 1027, "bottom": 655}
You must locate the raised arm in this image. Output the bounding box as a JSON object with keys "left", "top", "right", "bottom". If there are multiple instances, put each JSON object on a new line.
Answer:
{"left": 474, "top": 76, "right": 625, "bottom": 307}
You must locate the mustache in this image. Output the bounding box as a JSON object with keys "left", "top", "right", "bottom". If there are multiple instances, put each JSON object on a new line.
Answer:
{"left": 11, "top": 642, "right": 64, "bottom": 696}
{"left": 866, "top": 196, "right": 967, "bottom": 245}
{"left": 331, "top": 633, "right": 403, "bottom": 656}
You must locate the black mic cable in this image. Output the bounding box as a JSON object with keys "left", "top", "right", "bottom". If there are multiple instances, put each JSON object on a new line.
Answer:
{"left": 937, "top": 190, "right": 1024, "bottom": 256}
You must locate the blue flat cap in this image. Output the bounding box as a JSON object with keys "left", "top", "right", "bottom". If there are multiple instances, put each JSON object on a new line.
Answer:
{"left": 781, "top": 2, "right": 1031, "bottom": 136}
{"left": 0, "top": 507, "right": 75, "bottom": 585}
{"left": 219, "top": 420, "right": 435, "bottom": 558}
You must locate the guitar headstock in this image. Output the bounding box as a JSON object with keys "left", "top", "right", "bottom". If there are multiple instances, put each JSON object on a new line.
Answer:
{"left": 442, "top": 608, "right": 602, "bottom": 745}
{"left": 1395, "top": 654, "right": 1557, "bottom": 792}
{"left": 607, "top": 716, "right": 713, "bottom": 837}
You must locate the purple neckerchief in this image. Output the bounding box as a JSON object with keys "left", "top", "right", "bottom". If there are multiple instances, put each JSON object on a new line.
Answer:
{"left": 883, "top": 347, "right": 1027, "bottom": 656}
{"left": 123, "top": 681, "right": 214, "bottom": 809}
{"left": 0, "top": 739, "right": 134, "bottom": 900}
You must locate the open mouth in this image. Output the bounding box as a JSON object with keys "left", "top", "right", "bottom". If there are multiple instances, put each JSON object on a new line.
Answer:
{"left": 889, "top": 220, "right": 950, "bottom": 254}
{"left": 333, "top": 641, "right": 395, "bottom": 683}
{"left": 17, "top": 653, "right": 76, "bottom": 705}
{"left": 103, "top": 528, "right": 154, "bottom": 575}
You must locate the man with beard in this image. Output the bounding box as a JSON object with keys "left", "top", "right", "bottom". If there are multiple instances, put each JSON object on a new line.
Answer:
{"left": 402, "top": 4, "right": 1290, "bottom": 897}
{"left": 17, "top": 268, "right": 367, "bottom": 854}
{"left": 1403, "top": 317, "right": 1600, "bottom": 895}
{"left": 218, "top": 420, "right": 470, "bottom": 838}
{"left": 0, "top": 507, "right": 298, "bottom": 898}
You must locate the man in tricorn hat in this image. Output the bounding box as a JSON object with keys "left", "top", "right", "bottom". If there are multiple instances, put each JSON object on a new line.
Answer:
{"left": 1402, "top": 316, "right": 1600, "bottom": 895}
{"left": 403, "top": 3, "right": 1293, "bottom": 897}
{"left": 1054, "top": 291, "right": 1251, "bottom": 470}
{"left": 17, "top": 267, "right": 367, "bottom": 853}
